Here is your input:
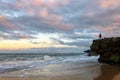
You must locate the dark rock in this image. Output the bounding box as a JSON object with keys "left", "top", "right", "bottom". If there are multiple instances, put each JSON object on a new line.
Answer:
{"left": 84, "top": 49, "right": 98, "bottom": 56}
{"left": 89, "top": 37, "right": 120, "bottom": 65}
{"left": 84, "top": 49, "right": 91, "bottom": 53}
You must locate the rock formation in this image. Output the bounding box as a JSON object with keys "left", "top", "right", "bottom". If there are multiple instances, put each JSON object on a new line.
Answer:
{"left": 89, "top": 37, "right": 120, "bottom": 65}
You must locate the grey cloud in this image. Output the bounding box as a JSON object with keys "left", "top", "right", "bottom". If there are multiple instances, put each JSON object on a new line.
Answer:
{"left": 29, "top": 41, "right": 41, "bottom": 44}
{"left": 63, "top": 34, "right": 96, "bottom": 40}
{"left": 57, "top": 0, "right": 120, "bottom": 34}
{"left": 0, "top": 0, "right": 120, "bottom": 53}
{"left": 0, "top": 33, "right": 9, "bottom": 39}
{"left": 12, "top": 15, "right": 73, "bottom": 34}
{"left": 1, "top": 0, "right": 120, "bottom": 36}
{"left": 50, "top": 38, "right": 64, "bottom": 44}
{"left": 67, "top": 41, "right": 91, "bottom": 47}
{"left": 0, "top": 31, "right": 36, "bottom": 40}
{"left": 69, "top": 8, "right": 120, "bottom": 28}
{"left": 51, "top": 37, "right": 91, "bottom": 47}
{"left": 11, "top": 33, "right": 36, "bottom": 40}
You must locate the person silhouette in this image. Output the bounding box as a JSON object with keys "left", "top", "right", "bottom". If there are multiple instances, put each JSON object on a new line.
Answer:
{"left": 99, "top": 33, "right": 102, "bottom": 39}
{"left": 99, "top": 33, "right": 102, "bottom": 55}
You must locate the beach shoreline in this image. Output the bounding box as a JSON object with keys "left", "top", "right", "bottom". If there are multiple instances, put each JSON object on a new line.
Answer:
{"left": 0, "top": 62, "right": 119, "bottom": 80}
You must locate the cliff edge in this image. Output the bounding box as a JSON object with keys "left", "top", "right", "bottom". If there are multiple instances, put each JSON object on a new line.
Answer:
{"left": 90, "top": 37, "right": 120, "bottom": 65}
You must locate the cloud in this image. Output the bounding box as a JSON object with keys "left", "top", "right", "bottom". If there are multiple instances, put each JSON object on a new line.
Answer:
{"left": 0, "top": 15, "right": 19, "bottom": 30}
{"left": 33, "top": 0, "right": 44, "bottom": 6}
{"left": 51, "top": 37, "right": 91, "bottom": 47}
{"left": 12, "top": 33, "right": 36, "bottom": 40}
{"left": 98, "top": 0, "right": 120, "bottom": 9}
{"left": 0, "top": 33, "right": 9, "bottom": 39}
{"left": 29, "top": 41, "right": 41, "bottom": 44}
{"left": 0, "top": 31, "right": 36, "bottom": 40}
{"left": 50, "top": 38, "right": 64, "bottom": 44}
{"left": 67, "top": 5, "right": 120, "bottom": 37}
{"left": 38, "top": 8, "right": 74, "bottom": 31}
{"left": 32, "top": 0, "right": 69, "bottom": 7}
{"left": 0, "top": 0, "right": 120, "bottom": 52}
{"left": 0, "top": 0, "right": 73, "bottom": 33}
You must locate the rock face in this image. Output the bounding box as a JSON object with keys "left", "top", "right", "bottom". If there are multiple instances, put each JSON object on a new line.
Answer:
{"left": 90, "top": 37, "right": 120, "bottom": 65}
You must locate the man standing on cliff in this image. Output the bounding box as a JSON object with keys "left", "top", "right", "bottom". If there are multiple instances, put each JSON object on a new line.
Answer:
{"left": 99, "top": 33, "right": 102, "bottom": 56}
{"left": 99, "top": 33, "right": 102, "bottom": 39}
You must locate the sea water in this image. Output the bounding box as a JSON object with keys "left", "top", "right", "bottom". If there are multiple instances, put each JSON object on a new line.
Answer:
{"left": 0, "top": 53, "right": 99, "bottom": 77}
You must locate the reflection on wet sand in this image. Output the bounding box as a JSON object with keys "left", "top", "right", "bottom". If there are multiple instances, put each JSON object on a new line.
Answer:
{"left": 94, "top": 64, "right": 120, "bottom": 80}
{"left": 0, "top": 64, "right": 119, "bottom": 80}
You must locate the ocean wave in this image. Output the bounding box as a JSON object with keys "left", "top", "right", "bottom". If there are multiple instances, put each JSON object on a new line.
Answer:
{"left": 0, "top": 53, "right": 99, "bottom": 75}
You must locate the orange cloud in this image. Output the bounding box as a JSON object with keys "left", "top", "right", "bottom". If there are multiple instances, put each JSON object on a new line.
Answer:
{"left": 39, "top": 11, "right": 73, "bottom": 30}
{"left": 48, "top": 0, "right": 58, "bottom": 6}
{"left": 33, "top": 0, "right": 44, "bottom": 6}
{"left": 99, "top": 0, "right": 120, "bottom": 8}
{"left": 0, "top": 15, "right": 19, "bottom": 30}
{"left": 39, "top": 8, "right": 48, "bottom": 17}
{"left": 17, "top": 0, "right": 69, "bottom": 10}
{"left": 33, "top": 0, "right": 68, "bottom": 7}
{"left": 14, "top": 0, "right": 72, "bottom": 31}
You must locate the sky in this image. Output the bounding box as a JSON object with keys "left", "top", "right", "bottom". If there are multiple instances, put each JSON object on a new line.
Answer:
{"left": 0, "top": 0, "right": 120, "bottom": 53}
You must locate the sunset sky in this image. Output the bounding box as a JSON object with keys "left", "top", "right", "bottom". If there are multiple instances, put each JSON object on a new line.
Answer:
{"left": 0, "top": 0, "right": 120, "bottom": 53}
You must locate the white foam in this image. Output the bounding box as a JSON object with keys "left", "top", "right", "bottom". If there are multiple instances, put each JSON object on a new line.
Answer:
{"left": 0, "top": 54, "right": 99, "bottom": 76}
{"left": 43, "top": 55, "right": 54, "bottom": 60}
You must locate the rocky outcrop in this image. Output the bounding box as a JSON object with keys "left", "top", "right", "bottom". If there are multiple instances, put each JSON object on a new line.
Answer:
{"left": 90, "top": 37, "right": 120, "bottom": 65}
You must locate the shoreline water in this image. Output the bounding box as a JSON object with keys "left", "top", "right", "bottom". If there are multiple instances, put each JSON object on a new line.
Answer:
{"left": 0, "top": 63, "right": 119, "bottom": 80}
{"left": 0, "top": 53, "right": 119, "bottom": 80}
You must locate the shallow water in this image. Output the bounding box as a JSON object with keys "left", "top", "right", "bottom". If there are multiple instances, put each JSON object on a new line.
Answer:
{"left": 0, "top": 53, "right": 99, "bottom": 77}
{"left": 0, "top": 53, "right": 119, "bottom": 80}
{"left": 0, "top": 64, "right": 119, "bottom": 80}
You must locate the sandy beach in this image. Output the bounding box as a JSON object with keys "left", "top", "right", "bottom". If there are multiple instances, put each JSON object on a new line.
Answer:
{"left": 0, "top": 62, "right": 119, "bottom": 80}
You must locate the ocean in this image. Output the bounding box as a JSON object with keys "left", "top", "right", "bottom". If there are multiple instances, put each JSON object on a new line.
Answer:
{"left": 0, "top": 53, "right": 99, "bottom": 77}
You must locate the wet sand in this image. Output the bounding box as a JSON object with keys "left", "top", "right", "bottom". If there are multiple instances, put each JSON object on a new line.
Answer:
{"left": 0, "top": 63, "right": 119, "bottom": 80}
{"left": 94, "top": 64, "right": 120, "bottom": 80}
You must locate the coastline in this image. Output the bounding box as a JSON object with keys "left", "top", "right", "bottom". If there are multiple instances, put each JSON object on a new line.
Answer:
{"left": 89, "top": 37, "right": 120, "bottom": 65}
{"left": 0, "top": 62, "right": 119, "bottom": 80}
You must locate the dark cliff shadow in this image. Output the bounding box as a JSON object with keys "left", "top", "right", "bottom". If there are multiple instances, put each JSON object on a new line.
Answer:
{"left": 94, "top": 64, "right": 120, "bottom": 80}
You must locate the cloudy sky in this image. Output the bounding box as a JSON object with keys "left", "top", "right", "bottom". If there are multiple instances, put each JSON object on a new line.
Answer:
{"left": 0, "top": 0, "right": 120, "bottom": 53}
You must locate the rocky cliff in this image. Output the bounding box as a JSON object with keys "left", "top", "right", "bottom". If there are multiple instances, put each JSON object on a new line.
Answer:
{"left": 90, "top": 37, "right": 120, "bottom": 65}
